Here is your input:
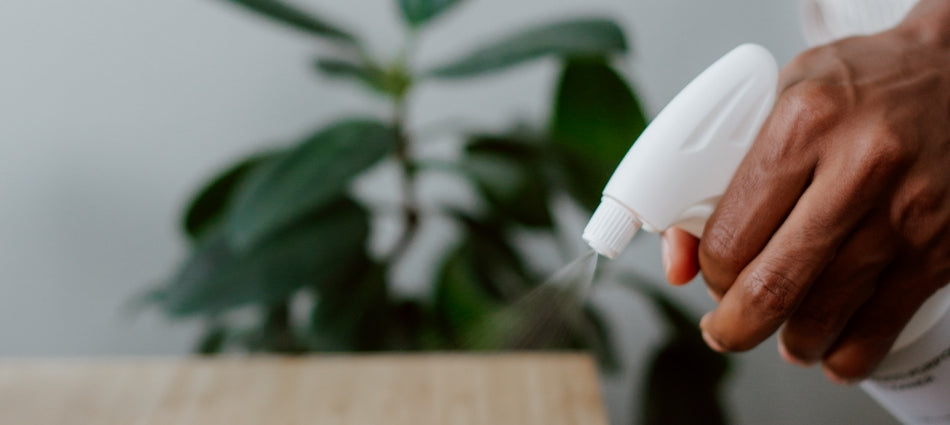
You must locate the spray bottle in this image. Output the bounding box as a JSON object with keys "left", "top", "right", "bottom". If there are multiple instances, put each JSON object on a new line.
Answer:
{"left": 582, "top": 43, "right": 950, "bottom": 425}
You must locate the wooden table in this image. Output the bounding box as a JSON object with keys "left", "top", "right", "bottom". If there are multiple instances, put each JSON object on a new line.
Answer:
{"left": 0, "top": 354, "right": 608, "bottom": 425}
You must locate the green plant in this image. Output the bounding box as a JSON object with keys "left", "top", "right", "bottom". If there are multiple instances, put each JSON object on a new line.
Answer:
{"left": 143, "top": 1, "right": 731, "bottom": 423}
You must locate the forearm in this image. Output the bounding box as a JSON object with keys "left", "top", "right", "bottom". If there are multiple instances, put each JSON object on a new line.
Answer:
{"left": 899, "top": 0, "right": 950, "bottom": 46}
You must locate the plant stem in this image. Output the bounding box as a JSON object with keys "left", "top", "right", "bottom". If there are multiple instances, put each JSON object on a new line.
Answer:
{"left": 261, "top": 301, "right": 303, "bottom": 354}
{"left": 387, "top": 94, "right": 421, "bottom": 266}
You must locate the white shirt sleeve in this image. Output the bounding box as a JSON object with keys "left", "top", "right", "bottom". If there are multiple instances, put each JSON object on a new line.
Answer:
{"left": 801, "top": 0, "right": 918, "bottom": 45}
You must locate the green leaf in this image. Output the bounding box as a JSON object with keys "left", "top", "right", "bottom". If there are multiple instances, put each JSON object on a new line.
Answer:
{"left": 315, "top": 58, "right": 387, "bottom": 93}
{"left": 308, "top": 261, "right": 390, "bottom": 351}
{"left": 227, "top": 119, "right": 395, "bottom": 250}
{"left": 221, "top": 0, "right": 355, "bottom": 43}
{"left": 430, "top": 214, "right": 537, "bottom": 347}
{"left": 160, "top": 198, "right": 370, "bottom": 316}
{"left": 615, "top": 276, "right": 732, "bottom": 425}
{"left": 398, "top": 0, "right": 465, "bottom": 28}
{"left": 433, "top": 222, "right": 577, "bottom": 351}
{"left": 182, "top": 153, "right": 278, "bottom": 242}
{"left": 426, "top": 18, "right": 627, "bottom": 79}
{"left": 462, "top": 135, "right": 553, "bottom": 228}
{"left": 194, "top": 324, "right": 229, "bottom": 354}
{"left": 640, "top": 337, "right": 731, "bottom": 425}
{"left": 434, "top": 244, "right": 502, "bottom": 346}
{"left": 314, "top": 58, "right": 412, "bottom": 98}
{"left": 452, "top": 213, "right": 535, "bottom": 299}
{"left": 246, "top": 302, "right": 306, "bottom": 353}
{"left": 384, "top": 300, "right": 433, "bottom": 350}
{"left": 551, "top": 59, "right": 647, "bottom": 210}
{"left": 433, "top": 223, "right": 616, "bottom": 358}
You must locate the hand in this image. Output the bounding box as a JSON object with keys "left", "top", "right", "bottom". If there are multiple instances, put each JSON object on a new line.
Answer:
{"left": 661, "top": 4, "right": 950, "bottom": 384}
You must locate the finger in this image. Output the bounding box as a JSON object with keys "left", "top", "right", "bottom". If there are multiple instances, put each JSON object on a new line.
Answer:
{"left": 701, "top": 154, "right": 882, "bottom": 352}
{"left": 699, "top": 86, "right": 823, "bottom": 297}
{"left": 822, "top": 259, "right": 941, "bottom": 383}
{"left": 661, "top": 227, "right": 700, "bottom": 286}
{"left": 779, "top": 213, "right": 896, "bottom": 365}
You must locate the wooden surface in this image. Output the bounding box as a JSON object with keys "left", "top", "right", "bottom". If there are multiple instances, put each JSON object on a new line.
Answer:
{"left": 0, "top": 354, "right": 607, "bottom": 425}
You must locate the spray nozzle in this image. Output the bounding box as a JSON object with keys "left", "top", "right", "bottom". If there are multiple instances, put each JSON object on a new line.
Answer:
{"left": 582, "top": 196, "right": 642, "bottom": 259}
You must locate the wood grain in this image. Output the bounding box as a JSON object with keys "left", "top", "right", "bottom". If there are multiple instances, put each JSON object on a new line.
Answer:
{"left": 0, "top": 354, "right": 607, "bottom": 425}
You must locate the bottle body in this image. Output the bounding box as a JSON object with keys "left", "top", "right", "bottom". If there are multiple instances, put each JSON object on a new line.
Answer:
{"left": 862, "top": 285, "right": 950, "bottom": 425}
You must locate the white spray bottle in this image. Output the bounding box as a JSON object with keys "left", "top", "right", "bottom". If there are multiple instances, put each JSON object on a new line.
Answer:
{"left": 583, "top": 44, "right": 950, "bottom": 425}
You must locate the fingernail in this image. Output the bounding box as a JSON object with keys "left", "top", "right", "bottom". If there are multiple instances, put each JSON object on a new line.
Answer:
{"left": 778, "top": 340, "right": 811, "bottom": 367}
{"left": 702, "top": 330, "right": 726, "bottom": 353}
{"left": 699, "top": 315, "right": 726, "bottom": 352}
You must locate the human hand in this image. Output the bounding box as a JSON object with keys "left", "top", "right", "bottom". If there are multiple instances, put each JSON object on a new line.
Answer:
{"left": 661, "top": 3, "right": 950, "bottom": 383}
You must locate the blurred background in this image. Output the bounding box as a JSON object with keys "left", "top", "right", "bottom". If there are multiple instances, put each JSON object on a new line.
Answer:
{"left": 0, "top": 0, "right": 896, "bottom": 424}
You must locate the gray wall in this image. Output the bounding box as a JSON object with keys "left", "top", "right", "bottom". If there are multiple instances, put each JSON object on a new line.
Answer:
{"left": 0, "top": 0, "right": 896, "bottom": 424}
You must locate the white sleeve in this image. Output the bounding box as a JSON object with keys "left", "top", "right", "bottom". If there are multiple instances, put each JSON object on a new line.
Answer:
{"left": 801, "top": 0, "right": 919, "bottom": 45}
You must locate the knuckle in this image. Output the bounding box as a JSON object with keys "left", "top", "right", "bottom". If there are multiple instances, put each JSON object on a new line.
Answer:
{"left": 762, "top": 80, "right": 845, "bottom": 159}
{"left": 744, "top": 264, "right": 798, "bottom": 320}
{"left": 893, "top": 179, "right": 948, "bottom": 248}
{"left": 873, "top": 125, "right": 915, "bottom": 165}
{"left": 789, "top": 306, "right": 842, "bottom": 338}
{"left": 699, "top": 224, "right": 745, "bottom": 282}
{"left": 852, "top": 129, "right": 913, "bottom": 183}
{"left": 839, "top": 226, "right": 900, "bottom": 269}
{"left": 780, "top": 80, "right": 843, "bottom": 131}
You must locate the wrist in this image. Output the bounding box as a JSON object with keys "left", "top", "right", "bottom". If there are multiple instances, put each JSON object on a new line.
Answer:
{"left": 898, "top": 0, "right": 950, "bottom": 47}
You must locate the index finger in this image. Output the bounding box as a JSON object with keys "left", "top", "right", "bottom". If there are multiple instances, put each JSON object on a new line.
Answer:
{"left": 700, "top": 150, "right": 893, "bottom": 351}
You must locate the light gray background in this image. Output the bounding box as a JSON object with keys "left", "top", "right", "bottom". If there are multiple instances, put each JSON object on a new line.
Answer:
{"left": 0, "top": 1, "right": 896, "bottom": 424}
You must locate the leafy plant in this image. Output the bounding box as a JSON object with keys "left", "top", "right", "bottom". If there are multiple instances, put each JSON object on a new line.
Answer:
{"left": 143, "top": 1, "right": 731, "bottom": 423}
{"left": 627, "top": 278, "right": 732, "bottom": 425}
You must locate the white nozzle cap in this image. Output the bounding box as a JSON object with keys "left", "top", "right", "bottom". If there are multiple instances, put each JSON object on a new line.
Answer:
{"left": 583, "top": 197, "right": 642, "bottom": 259}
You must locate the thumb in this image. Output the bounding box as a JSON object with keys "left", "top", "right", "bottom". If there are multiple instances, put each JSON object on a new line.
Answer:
{"left": 661, "top": 227, "right": 700, "bottom": 285}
